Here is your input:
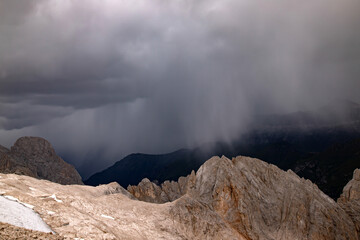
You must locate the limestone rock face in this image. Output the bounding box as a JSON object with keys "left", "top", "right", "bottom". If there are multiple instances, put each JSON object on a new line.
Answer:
{"left": 338, "top": 169, "right": 360, "bottom": 237}
{"left": 0, "top": 137, "right": 83, "bottom": 185}
{"left": 131, "top": 156, "right": 358, "bottom": 240}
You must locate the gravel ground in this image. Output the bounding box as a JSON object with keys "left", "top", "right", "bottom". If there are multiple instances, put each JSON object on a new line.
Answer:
{"left": 0, "top": 222, "right": 64, "bottom": 240}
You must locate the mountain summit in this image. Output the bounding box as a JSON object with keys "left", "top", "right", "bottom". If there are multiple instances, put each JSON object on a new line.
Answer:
{"left": 0, "top": 136, "right": 83, "bottom": 185}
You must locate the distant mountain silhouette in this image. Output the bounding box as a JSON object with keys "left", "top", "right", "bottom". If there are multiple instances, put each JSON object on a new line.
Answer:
{"left": 85, "top": 100, "right": 360, "bottom": 199}
{"left": 85, "top": 149, "right": 212, "bottom": 187}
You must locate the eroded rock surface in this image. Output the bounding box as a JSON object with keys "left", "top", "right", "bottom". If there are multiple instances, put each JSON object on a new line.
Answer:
{"left": 0, "top": 137, "right": 82, "bottom": 185}
{"left": 338, "top": 168, "right": 360, "bottom": 238}
{"left": 130, "top": 156, "right": 358, "bottom": 240}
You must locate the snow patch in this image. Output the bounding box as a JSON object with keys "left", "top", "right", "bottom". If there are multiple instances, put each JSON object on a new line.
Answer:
{"left": 29, "top": 187, "right": 37, "bottom": 191}
{"left": 4, "top": 195, "right": 34, "bottom": 209}
{"left": 101, "top": 214, "right": 114, "bottom": 220}
{"left": 47, "top": 211, "right": 55, "bottom": 215}
{"left": 49, "top": 194, "right": 63, "bottom": 203}
{"left": 22, "top": 202, "right": 35, "bottom": 209}
{"left": 0, "top": 196, "right": 53, "bottom": 233}
{"left": 4, "top": 195, "right": 18, "bottom": 201}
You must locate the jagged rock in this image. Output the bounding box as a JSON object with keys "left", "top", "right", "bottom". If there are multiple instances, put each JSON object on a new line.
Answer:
{"left": 131, "top": 156, "right": 358, "bottom": 240}
{"left": 95, "top": 182, "right": 136, "bottom": 199}
{"left": 338, "top": 169, "right": 360, "bottom": 237}
{"left": 0, "top": 137, "right": 83, "bottom": 185}
{"left": 186, "top": 156, "right": 358, "bottom": 239}
{"left": 127, "top": 171, "right": 196, "bottom": 203}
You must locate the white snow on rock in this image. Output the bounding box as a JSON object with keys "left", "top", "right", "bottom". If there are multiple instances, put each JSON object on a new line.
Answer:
{"left": 47, "top": 210, "right": 55, "bottom": 215}
{"left": 4, "top": 195, "right": 18, "bottom": 201}
{"left": 49, "top": 194, "right": 62, "bottom": 203}
{"left": 101, "top": 214, "right": 114, "bottom": 220}
{"left": 4, "top": 195, "right": 34, "bottom": 209}
{"left": 0, "top": 195, "right": 53, "bottom": 233}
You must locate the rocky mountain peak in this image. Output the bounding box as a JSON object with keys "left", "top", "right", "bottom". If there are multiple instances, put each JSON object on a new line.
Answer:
{"left": 11, "top": 137, "right": 56, "bottom": 160}
{"left": 0, "top": 136, "right": 83, "bottom": 185}
{"left": 130, "top": 155, "right": 358, "bottom": 239}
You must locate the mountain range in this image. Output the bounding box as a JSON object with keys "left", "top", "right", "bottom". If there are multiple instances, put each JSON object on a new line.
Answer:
{"left": 85, "top": 100, "right": 360, "bottom": 199}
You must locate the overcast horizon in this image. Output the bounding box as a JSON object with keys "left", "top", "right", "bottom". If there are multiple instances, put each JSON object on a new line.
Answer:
{"left": 1, "top": 0, "right": 360, "bottom": 177}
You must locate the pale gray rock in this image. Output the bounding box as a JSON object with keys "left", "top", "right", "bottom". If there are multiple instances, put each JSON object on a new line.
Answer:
{"left": 184, "top": 156, "right": 358, "bottom": 240}
{"left": 0, "top": 137, "right": 83, "bottom": 185}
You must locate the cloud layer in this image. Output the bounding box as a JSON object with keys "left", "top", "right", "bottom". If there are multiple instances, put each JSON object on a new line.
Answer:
{"left": 1, "top": 0, "right": 360, "bottom": 176}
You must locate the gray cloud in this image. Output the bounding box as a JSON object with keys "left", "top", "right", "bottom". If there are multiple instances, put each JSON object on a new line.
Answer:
{"left": 0, "top": 0, "right": 359, "bottom": 176}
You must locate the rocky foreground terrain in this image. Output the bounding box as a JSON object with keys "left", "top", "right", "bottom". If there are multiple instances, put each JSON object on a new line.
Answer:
{"left": 0, "top": 155, "right": 359, "bottom": 239}
{"left": 0, "top": 137, "right": 83, "bottom": 185}
{"left": 0, "top": 222, "right": 63, "bottom": 240}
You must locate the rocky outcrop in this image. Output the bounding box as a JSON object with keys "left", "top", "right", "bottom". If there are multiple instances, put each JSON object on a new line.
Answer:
{"left": 130, "top": 156, "right": 358, "bottom": 240}
{"left": 0, "top": 137, "right": 83, "bottom": 185}
{"left": 127, "top": 171, "right": 196, "bottom": 203}
{"left": 338, "top": 169, "right": 360, "bottom": 238}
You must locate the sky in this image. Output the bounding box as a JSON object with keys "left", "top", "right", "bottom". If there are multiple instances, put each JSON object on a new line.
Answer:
{"left": 0, "top": 0, "right": 360, "bottom": 177}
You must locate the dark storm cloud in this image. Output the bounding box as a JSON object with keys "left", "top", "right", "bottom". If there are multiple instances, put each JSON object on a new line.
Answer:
{"left": 1, "top": 0, "right": 360, "bottom": 173}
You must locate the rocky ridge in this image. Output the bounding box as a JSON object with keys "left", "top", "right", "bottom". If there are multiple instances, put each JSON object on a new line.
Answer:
{"left": 0, "top": 155, "right": 359, "bottom": 239}
{"left": 0, "top": 137, "right": 83, "bottom": 185}
{"left": 130, "top": 156, "right": 358, "bottom": 240}
{"left": 127, "top": 171, "right": 195, "bottom": 203}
